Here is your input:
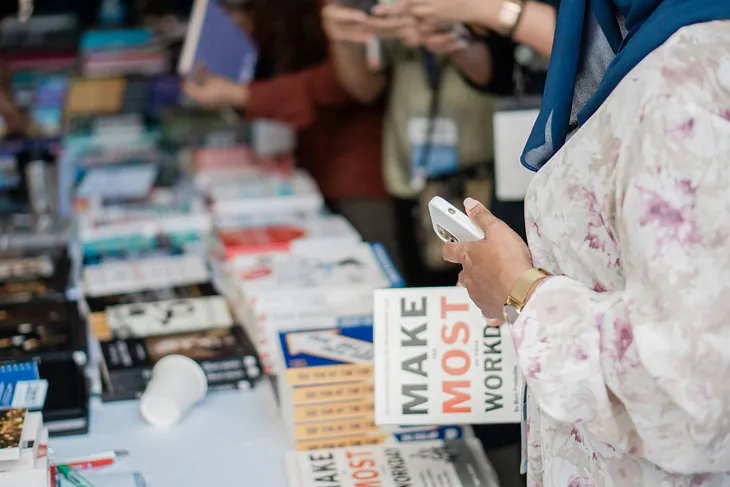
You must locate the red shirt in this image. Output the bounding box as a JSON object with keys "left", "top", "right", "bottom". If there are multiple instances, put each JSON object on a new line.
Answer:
{"left": 246, "top": 60, "right": 388, "bottom": 203}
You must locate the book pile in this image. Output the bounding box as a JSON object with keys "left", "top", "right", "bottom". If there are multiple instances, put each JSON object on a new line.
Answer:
{"left": 63, "top": 122, "right": 261, "bottom": 403}
{"left": 0, "top": 409, "right": 52, "bottom": 487}
{"left": 0, "top": 215, "right": 90, "bottom": 437}
{"left": 79, "top": 29, "right": 170, "bottom": 78}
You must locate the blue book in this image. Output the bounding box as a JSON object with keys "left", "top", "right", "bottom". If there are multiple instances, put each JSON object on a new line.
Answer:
{"left": 80, "top": 28, "right": 154, "bottom": 54}
{"left": 178, "top": 0, "right": 258, "bottom": 83}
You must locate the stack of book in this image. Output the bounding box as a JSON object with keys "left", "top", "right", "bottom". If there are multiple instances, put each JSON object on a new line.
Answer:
{"left": 0, "top": 409, "right": 52, "bottom": 487}
{"left": 0, "top": 215, "right": 90, "bottom": 437}
{"left": 228, "top": 242, "right": 401, "bottom": 374}
{"left": 275, "top": 321, "right": 470, "bottom": 451}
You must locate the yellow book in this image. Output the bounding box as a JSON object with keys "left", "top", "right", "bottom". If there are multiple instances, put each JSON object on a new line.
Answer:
{"left": 293, "top": 398, "right": 374, "bottom": 423}
{"left": 290, "top": 380, "right": 374, "bottom": 405}
{"left": 293, "top": 416, "right": 379, "bottom": 441}
{"left": 279, "top": 326, "right": 374, "bottom": 386}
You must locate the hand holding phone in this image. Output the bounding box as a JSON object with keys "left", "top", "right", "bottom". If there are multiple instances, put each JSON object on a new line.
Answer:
{"left": 428, "top": 196, "right": 485, "bottom": 243}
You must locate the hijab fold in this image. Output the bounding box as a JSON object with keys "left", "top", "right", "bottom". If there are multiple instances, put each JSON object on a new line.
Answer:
{"left": 521, "top": 0, "right": 730, "bottom": 172}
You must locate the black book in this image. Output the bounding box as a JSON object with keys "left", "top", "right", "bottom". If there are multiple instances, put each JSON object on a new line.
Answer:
{"left": 37, "top": 358, "right": 89, "bottom": 437}
{"left": 86, "top": 281, "right": 218, "bottom": 340}
{"left": 100, "top": 326, "right": 261, "bottom": 402}
{"left": 0, "top": 247, "right": 72, "bottom": 305}
{"left": 0, "top": 301, "right": 87, "bottom": 364}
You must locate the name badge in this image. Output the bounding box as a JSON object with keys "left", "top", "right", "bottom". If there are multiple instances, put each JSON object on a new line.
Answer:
{"left": 407, "top": 117, "right": 458, "bottom": 192}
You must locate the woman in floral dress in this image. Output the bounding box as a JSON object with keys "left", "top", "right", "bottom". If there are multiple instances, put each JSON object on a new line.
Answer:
{"left": 443, "top": 1, "right": 730, "bottom": 486}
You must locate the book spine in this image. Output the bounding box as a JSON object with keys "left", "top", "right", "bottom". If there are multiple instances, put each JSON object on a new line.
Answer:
{"left": 292, "top": 399, "right": 375, "bottom": 423}
{"left": 293, "top": 416, "right": 379, "bottom": 441}
{"left": 285, "top": 364, "right": 374, "bottom": 387}
{"left": 290, "top": 381, "right": 374, "bottom": 405}
{"left": 371, "top": 242, "right": 405, "bottom": 288}
{"left": 295, "top": 434, "right": 389, "bottom": 451}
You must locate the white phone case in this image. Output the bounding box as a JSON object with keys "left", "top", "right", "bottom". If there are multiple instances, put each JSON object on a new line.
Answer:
{"left": 428, "top": 196, "right": 485, "bottom": 243}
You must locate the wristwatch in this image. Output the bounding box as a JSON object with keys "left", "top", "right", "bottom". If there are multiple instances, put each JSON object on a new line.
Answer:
{"left": 503, "top": 268, "right": 550, "bottom": 327}
{"left": 496, "top": 0, "right": 525, "bottom": 37}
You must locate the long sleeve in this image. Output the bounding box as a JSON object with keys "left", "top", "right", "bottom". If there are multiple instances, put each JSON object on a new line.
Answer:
{"left": 514, "top": 99, "right": 730, "bottom": 475}
{"left": 246, "top": 60, "right": 353, "bottom": 129}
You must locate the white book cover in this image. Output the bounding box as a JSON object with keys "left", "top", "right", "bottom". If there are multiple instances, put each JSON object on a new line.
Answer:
{"left": 233, "top": 243, "right": 402, "bottom": 299}
{"left": 83, "top": 254, "right": 210, "bottom": 297}
{"left": 105, "top": 295, "right": 233, "bottom": 338}
{"left": 374, "top": 287, "right": 522, "bottom": 426}
{"left": 215, "top": 215, "right": 361, "bottom": 260}
{"left": 285, "top": 439, "right": 498, "bottom": 487}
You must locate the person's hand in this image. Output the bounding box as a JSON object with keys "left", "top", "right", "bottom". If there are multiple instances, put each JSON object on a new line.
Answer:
{"left": 368, "top": 2, "right": 421, "bottom": 48}
{"left": 418, "top": 21, "right": 469, "bottom": 55}
{"left": 442, "top": 197, "right": 533, "bottom": 319}
{"left": 321, "top": 4, "right": 375, "bottom": 44}
{"left": 407, "top": 0, "right": 502, "bottom": 27}
{"left": 182, "top": 67, "right": 249, "bottom": 109}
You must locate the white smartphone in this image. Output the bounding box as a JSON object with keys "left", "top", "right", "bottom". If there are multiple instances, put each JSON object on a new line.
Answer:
{"left": 428, "top": 196, "right": 485, "bottom": 243}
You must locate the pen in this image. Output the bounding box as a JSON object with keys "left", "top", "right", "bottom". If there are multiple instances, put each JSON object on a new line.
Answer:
{"left": 57, "top": 464, "right": 97, "bottom": 487}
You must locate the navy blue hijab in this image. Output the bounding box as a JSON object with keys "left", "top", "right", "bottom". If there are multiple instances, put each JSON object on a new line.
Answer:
{"left": 521, "top": 0, "right": 730, "bottom": 172}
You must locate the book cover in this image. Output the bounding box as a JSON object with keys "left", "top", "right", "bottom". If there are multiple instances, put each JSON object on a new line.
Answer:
{"left": 285, "top": 438, "right": 499, "bottom": 487}
{"left": 178, "top": 0, "right": 258, "bottom": 83}
{"left": 233, "top": 242, "right": 403, "bottom": 296}
{"left": 97, "top": 295, "right": 234, "bottom": 341}
{"left": 279, "top": 325, "right": 374, "bottom": 387}
{"left": 0, "top": 301, "right": 87, "bottom": 364}
{"left": 215, "top": 215, "right": 360, "bottom": 260}
{"left": 0, "top": 408, "right": 26, "bottom": 461}
{"left": 100, "top": 326, "right": 261, "bottom": 402}
{"left": 374, "top": 287, "right": 521, "bottom": 426}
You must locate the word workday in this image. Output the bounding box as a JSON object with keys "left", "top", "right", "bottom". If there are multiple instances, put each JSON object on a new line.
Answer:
{"left": 306, "top": 448, "right": 413, "bottom": 487}
{"left": 400, "top": 295, "right": 504, "bottom": 416}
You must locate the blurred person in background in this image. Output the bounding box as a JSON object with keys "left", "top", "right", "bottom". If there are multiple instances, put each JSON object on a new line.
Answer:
{"left": 182, "top": 0, "right": 401, "bottom": 269}
{"left": 323, "top": 3, "right": 523, "bottom": 486}
{"left": 442, "top": 1, "right": 730, "bottom": 486}
{"left": 322, "top": 0, "right": 514, "bottom": 286}
{"left": 401, "top": 0, "right": 558, "bottom": 242}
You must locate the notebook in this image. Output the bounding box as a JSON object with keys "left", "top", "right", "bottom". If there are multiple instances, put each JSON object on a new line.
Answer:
{"left": 178, "top": 0, "right": 258, "bottom": 83}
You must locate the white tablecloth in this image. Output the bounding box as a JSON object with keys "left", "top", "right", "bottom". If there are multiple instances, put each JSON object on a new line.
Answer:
{"left": 50, "top": 387, "right": 289, "bottom": 487}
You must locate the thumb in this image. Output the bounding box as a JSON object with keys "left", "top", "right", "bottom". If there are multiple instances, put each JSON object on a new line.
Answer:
{"left": 464, "top": 197, "right": 496, "bottom": 232}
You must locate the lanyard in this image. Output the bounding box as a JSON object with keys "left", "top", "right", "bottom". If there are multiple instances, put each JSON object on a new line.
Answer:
{"left": 412, "top": 50, "right": 445, "bottom": 191}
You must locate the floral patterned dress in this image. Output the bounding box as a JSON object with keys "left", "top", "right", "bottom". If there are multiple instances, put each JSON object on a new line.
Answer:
{"left": 514, "top": 20, "right": 730, "bottom": 487}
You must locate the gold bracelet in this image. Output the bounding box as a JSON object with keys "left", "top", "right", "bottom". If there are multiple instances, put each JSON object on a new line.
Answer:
{"left": 505, "top": 268, "right": 551, "bottom": 312}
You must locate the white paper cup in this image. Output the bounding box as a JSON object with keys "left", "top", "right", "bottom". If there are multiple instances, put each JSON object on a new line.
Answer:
{"left": 139, "top": 355, "right": 208, "bottom": 428}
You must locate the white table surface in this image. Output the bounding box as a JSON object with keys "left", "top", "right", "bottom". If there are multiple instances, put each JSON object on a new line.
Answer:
{"left": 50, "top": 386, "right": 290, "bottom": 487}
